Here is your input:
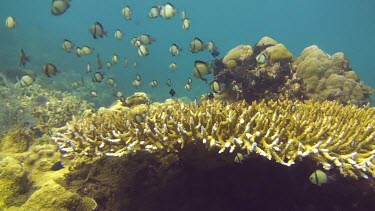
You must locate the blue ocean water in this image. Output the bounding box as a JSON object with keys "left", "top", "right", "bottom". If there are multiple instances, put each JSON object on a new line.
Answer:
{"left": 1, "top": 0, "right": 374, "bottom": 106}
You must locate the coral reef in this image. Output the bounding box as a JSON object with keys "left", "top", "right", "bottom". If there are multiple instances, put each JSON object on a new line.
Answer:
{"left": 0, "top": 156, "right": 32, "bottom": 209}
{"left": 1, "top": 37, "right": 374, "bottom": 210}
{"left": 19, "top": 84, "right": 94, "bottom": 133}
{"left": 262, "top": 43, "right": 293, "bottom": 64}
{"left": 256, "top": 36, "right": 278, "bottom": 48}
{"left": 0, "top": 133, "right": 98, "bottom": 211}
{"left": 63, "top": 151, "right": 375, "bottom": 210}
{"left": 222, "top": 44, "right": 253, "bottom": 66}
{"left": 120, "top": 92, "right": 150, "bottom": 107}
{"left": 213, "top": 37, "right": 372, "bottom": 107}
{"left": 214, "top": 36, "right": 302, "bottom": 103}
{"left": 53, "top": 96, "right": 375, "bottom": 179}
{"left": 0, "top": 80, "right": 96, "bottom": 210}
{"left": 15, "top": 178, "right": 97, "bottom": 211}
{"left": 295, "top": 45, "right": 373, "bottom": 106}
{"left": 0, "top": 82, "right": 93, "bottom": 137}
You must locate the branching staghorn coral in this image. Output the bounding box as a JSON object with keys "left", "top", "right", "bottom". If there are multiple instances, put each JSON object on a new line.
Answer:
{"left": 0, "top": 79, "right": 93, "bottom": 138}
{"left": 52, "top": 98, "right": 375, "bottom": 179}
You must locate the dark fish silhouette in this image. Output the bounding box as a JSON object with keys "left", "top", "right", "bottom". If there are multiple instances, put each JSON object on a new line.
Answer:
{"left": 211, "top": 49, "right": 220, "bottom": 58}
{"left": 51, "top": 161, "right": 64, "bottom": 171}
{"left": 19, "top": 49, "right": 30, "bottom": 67}
{"left": 169, "top": 88, "right": 176, "bottom": 97}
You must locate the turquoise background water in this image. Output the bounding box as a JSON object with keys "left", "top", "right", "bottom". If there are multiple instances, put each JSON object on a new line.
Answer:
{"left": 1, "top": 0, "right": 374, "bottom": 107}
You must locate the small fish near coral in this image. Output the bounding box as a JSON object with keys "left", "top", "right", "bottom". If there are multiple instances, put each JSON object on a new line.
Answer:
{"left": 309, "top": 169, "right": 336, "bottom": 186}
{"left": 50, "top": 161, "right": 64, "bottom": 171}
{"left": 169, "top": 88, "right": 176, "bottom": 97}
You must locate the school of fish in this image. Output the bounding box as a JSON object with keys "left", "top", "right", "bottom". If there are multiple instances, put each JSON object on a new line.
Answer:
{"left": 6, "top": 1, "right": 222, "bottom": 100}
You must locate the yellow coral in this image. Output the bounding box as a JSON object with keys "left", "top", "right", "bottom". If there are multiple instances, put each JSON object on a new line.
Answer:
{"left": 295, "top": 45, "right": 373, "bottom": 106}
{"left": 19, "top": 180, "right": 83, "bottom": 211}
{"left": 222, "top": 45, "right": 253, "bottom": 64}
{"left": 225, "top": 59, "right": 237, "bottom": 69}
{"left": 256, "top": 36, "right": 278, "bottom": 47}
{"left": 53, "top": 98, "right": 375, "bottom": 179}
{"left": 122, "top": 92, "right": 150, "bottom": 107}
{"left": 262, "top": 43, "right": 293, "bottom": 63}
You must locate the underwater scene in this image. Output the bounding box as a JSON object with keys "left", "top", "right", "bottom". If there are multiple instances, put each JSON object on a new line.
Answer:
{"left": 1, "top": 0, "right": 375, "bottom": 210}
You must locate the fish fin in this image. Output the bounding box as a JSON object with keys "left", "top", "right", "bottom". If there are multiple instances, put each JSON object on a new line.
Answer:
{"left": 93, "top": 26, "right": 97, "bottom": 39}
{"left": 196, "top": 68, "right": 205, "bottom": 80}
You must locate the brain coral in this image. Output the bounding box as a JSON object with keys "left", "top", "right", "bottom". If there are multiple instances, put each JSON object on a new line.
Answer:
{"left": 295, "top": 45, "right": 372, "bottom": 106}
{"left": 53, "top": 97, "right": 375, "bottom": 179}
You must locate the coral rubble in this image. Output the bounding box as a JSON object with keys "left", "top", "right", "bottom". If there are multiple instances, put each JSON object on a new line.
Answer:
{"left": 53, "top": 97, "right": 375, "bottom": 179}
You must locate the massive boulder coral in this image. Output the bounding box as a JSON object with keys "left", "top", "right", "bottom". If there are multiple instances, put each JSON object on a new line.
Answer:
{"left": 53, "top": 97, "right": 375, "bottom": 179}
{"left": 0, "top": 156, "right": 31, "bottom": 209}
{"left": 262, "top": 43, "right": 293, "bottom": 63}
{"left": 120, "top": 92, "right": 150, "bottom": 107}
{"left": 214, "top": 36, "right": 302, "bottom": 103}
{"left": 295, "top": 45, "right": 372, "bottom": 106}
{"left": 0, "top": 130, "right": 97, "bottom": 210}
{"left": 222, "top": 45, "right": 253, "bottom": 66}
{"left": 0, "top": 82, "right": 97, "bottom": 210}
{"left": 256, "top": 36, "right": 278, "bottom": 48}
{"left": 19, "top": 180, "right": 96, "bottom": 211}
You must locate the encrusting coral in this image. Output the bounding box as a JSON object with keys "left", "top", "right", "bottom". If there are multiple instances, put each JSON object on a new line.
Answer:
{"left": 53, "top": 96, "right": 375, "bottom": 179}
{"left": 0, "top": 80, "right": 97, "bottom": 210}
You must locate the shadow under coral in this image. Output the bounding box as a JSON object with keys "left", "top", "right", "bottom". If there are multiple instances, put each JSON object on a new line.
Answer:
{"left": 65, "top": 150, "right": 375, "bottom": 211}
